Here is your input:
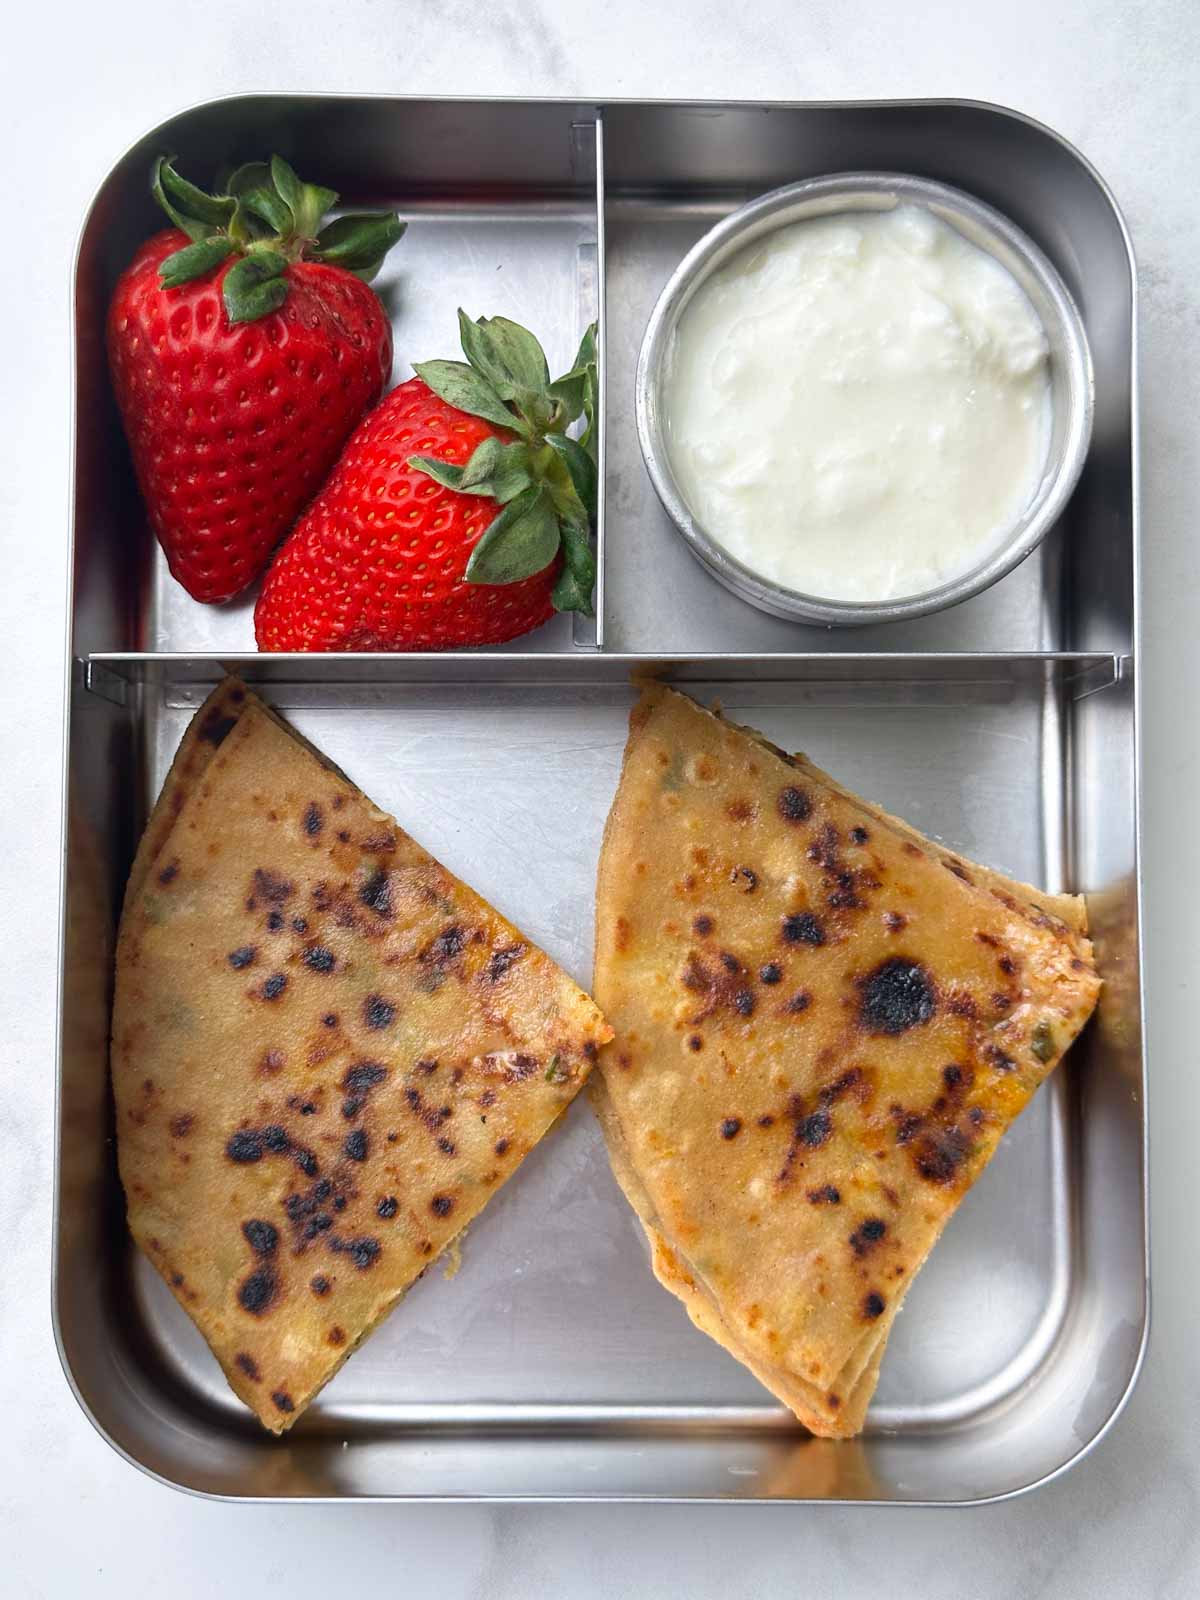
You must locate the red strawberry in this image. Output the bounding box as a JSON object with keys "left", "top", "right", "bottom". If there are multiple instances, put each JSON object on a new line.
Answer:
{"left": 256, "top": 313, "right": 598, "bottom": 651}
{"left": 107, "top": 156, "right": 405, "bottom": 602}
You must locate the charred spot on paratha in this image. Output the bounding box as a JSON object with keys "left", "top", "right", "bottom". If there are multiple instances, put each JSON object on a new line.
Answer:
{"left": 252, "top": 868, "right": 294, "bottom": 905}
{"left": 237, "top": 1267, "right": 278, "bottom": 1315}
{"left": 199, "top": 712, "right": 237, "bottom": 747}
{"left": 260, "top": 973, "right": 288, "bottom": 1000}
{"left": 358, "top": 866, "right": 393, "bottom": 918}
{"left": 343, "top": 1129, "right": 368, "bottom": 1162}
{"left": 430, "top": 1195, "right": 453, "bottom": 1217}
{"left": 858, "top": 957, "right": 935, "bottom": 1034}
{"left": 782, "top": 912, "right": 824, "bottom": 946}
{"left": 330, "top": 1236, "right": 381, "bottom": 1269}
{"left": 848, "top": 1218, "right": 886, "bottom": 1256}
{"left": 863, "top": 1292, "right": 886, "bottom": 1320}
{"left": 271, "top": 1390, "right": 295, "bottom": 1413}
{"left": 483, "top": 940, "right": 524, "bottom": 979}
{"left": 227, "top": 945, "right": 257, "bottom": 969}
{"left": 235, "top": 1352, "right": 260, "bottom": 1380}
{"left": 912, "top": 1125, "right": 974, "bottom": 1184}
{"left": 242, "top": 1219, "right": 279, "bottom": 1257}
{"left": 302, "top": 802, "right": 323, "bottom": 836}
{"left": 226, "top": 1129, "right": 264, "bottom": 1163}
{"left": 362, "top": 994, "right": 396, "bottom": 1029}
{"left": 303, "top": 945, "right": 336, "bottom": 973}
{"left": 720, "top": 1118, "right": 742, "bottom": 1139}
{"left": 343, "top": 1062, "right": 387, "bottom": 1094}
{"left": 376, "top": 1197, "right": 399, "bottom": 1219}
{"left": 424, "top": 924, "right": 466, "bottom": 965}
{"left": 777, "top": 786, "right": 812, "bottom": 822}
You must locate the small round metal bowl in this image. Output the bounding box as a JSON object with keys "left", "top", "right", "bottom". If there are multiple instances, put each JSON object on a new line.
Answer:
{"left": 635, "top": 172, "right": 1094, "bottom": 627}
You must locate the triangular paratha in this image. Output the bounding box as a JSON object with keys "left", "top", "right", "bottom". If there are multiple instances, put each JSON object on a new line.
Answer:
{"left": 592, "top": 685, "right": 1100, "bottom": 1438}
{"left": 113, "top": 680, "right": 611, "bottom": 1432}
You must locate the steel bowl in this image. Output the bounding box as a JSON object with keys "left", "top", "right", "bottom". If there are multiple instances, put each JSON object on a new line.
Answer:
{"left": 635, "top": 172, "right": 1095, "bottom": 627}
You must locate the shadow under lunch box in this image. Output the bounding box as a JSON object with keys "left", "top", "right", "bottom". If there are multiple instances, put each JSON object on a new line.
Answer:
{"left": 56, "top": 95, "right": 1145, "bottom": 1504}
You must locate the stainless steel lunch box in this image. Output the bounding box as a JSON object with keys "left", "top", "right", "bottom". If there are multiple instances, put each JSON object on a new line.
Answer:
{"left": 56, "top": 95, "right": 1144, "bottom": 1505}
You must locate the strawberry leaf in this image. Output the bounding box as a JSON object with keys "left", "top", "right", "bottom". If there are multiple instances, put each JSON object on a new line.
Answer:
{"left": 457, "top": 435, "right": 507, "bottom": 489}
{"left": 223, "top": 250, "right": 289, "bottom": 324}
{"left": 225, "top": 163, "right": 294, "bottom": 237}
{"left": 545, "top": 433, "right": 597, "bottom": 521}
{"left": 413, "top": 360, "right": 525, "bottom": 435}
{"left": 408, "top": 439, "right": 533, "bottom": 505}
{"left": 461, "top": 312, "right": 551, "bottom": 400}
{"left": 481, "top": 443, "right": 535, "bottom": 504}
{"left": 158, "top": 235, "right": 236, "bottom": 289}
{"left": 313, "top": 213, "right": 407, "bottom": 280}
{"left": 270, "top": 156, "right": 337, "bottom": 241}
{"left": 570, "top": 323, "right": 597, "bottom": 375}
{"left": 156, "top": 156, "right": 237, "bottom": 229}
{"left": 458, "top": 437, "right": 534, "bottom": 502}
{"left": 547, "top": 369, "right": 587, "bottom": 424}
{"left": 465, "top": 487, "right": 560, "bottom": 585}
{"left": 552, "top": 519, "right": 597, "bottom": 616}
{"left": 405, "top": 455, "right": 472, "bottom": 492}
{"left": 152, "top": 156, "right": 232, "bottom": 242}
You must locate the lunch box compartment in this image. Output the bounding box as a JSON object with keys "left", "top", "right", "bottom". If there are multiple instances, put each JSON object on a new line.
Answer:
{"left": 72, "top": 97, "right": 604, "bottom": 656}
{"left": 599, "top": 100, "right": 1133, "bottom": 655}
{"left": 57, "top": 653, "right": 1144, "bottom": 1501}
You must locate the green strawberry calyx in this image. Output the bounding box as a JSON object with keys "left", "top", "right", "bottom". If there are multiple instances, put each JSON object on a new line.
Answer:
{"left": 408, "top": 312, "right": 599, "bottom": 616}
{"left": 152, "top": 154, "right": 406, "bottom": 325}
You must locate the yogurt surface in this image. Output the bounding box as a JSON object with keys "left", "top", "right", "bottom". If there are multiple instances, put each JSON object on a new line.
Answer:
{"left": 663, "top": 204, "right": 1052, "bottom": 603}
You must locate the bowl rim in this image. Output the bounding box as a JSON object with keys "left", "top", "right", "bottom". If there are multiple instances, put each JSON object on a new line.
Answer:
{"left": 634, "top": 170, "right": 1096, "bottom": 628}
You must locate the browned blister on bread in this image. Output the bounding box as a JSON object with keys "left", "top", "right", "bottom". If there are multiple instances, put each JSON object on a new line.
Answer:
{"left": 113, "top": 680, "right": 611, "bottom": 1432}
{"left": 592, "top": 685, "right": 1100, "bottom": 1438}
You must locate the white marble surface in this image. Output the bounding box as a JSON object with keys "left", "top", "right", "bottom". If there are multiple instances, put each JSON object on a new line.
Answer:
{"left": 2, "top": 2, "right": 1198, "bottom": 1594}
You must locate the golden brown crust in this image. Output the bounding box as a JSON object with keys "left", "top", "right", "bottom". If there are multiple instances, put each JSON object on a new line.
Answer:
{"left": 113, "top": 681, "right": 611, "bottom": 1432}
{"left": 593, "top": 684, "right": 1100, "bottom": 1438}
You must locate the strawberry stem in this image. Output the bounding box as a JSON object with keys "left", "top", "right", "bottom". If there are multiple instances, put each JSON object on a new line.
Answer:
{"left": 408, "top": 312, "right": 599, "bottom": 615}
{"left": 151, "top": 155, "right": 406, "bottom": 322}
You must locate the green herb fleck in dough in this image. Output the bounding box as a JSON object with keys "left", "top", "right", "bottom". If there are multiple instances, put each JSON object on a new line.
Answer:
{"left": 660, "top": 751, "right": 684, "bottom": 792}
{"left": 1030, "top": 1020, "right": 1056, "bottom": 1063}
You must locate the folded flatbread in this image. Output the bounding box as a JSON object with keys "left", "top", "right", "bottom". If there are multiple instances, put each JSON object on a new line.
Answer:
{"left": 113, "top": 679, "right": 611, "bottom": 1432}
{"left": 592, "top": 685, "right": 1100, "bottom": 1438}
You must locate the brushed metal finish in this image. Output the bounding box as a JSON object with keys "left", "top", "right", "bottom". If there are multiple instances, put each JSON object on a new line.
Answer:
{"left": 635, "top": 172, "right": 1094, "bottom": 627}
{"left": 57, "top": 95, "right": 1143, "bottom": 1505}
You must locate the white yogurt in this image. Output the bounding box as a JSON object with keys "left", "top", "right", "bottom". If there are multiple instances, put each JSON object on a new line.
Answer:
{"left": 663, "top": 204, "right": 1052, "bottom": 603}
